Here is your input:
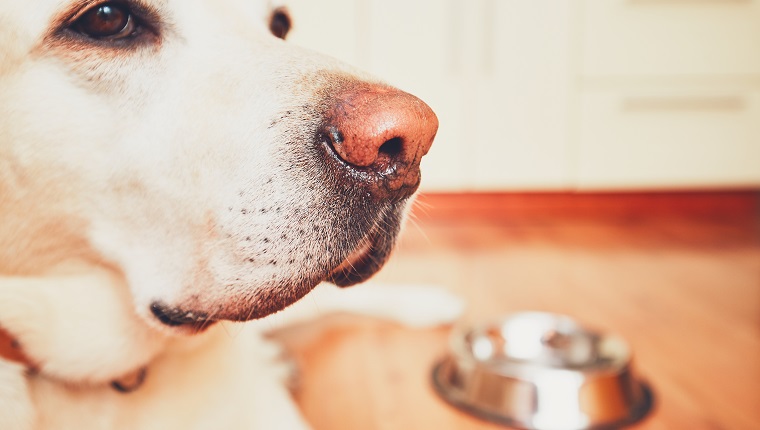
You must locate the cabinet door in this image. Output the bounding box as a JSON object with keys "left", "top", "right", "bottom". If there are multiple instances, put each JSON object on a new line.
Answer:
{"left": 577, "top": 88, "right": 760, "bottom": 189}
{"left": 470, "top": 0, "right": 574, "bottom": 190}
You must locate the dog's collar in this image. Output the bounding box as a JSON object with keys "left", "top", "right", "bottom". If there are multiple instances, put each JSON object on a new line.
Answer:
{"left": 0, "top": 327, "right": 147, "bottom": 392}
{"left": 0, "top": 327, "right": 36, "bottom": 370}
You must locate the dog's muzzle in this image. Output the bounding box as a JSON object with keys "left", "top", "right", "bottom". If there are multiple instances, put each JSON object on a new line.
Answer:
{"left": 150, "top": 80, "right": 437, "bottom": 329}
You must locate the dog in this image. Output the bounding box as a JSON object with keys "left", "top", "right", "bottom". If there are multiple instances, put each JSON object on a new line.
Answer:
{"left": 0, "top": 0, "right": 463, "bottom": 428}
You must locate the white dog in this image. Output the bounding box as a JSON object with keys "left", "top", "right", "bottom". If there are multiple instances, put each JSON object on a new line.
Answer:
{"left": 0, "top": 1, "right": 461, "bottom": 428}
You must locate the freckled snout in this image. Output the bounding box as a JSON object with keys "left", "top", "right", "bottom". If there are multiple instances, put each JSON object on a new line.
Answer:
{"left": 320, "top": 83, "right": 438, "bottom": 201}
{"left": 149, "top": 82, "right": 440, "bottom": 330}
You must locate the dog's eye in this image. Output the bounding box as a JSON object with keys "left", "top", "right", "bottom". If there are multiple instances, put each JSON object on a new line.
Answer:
{"left": 269, "top": 8, "right": 291, "bottom": 40}
{"left": 73, "top": 3, "right": 136, "bottom": 39}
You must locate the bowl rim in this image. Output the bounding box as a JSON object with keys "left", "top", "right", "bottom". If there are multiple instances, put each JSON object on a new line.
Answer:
{"left": 448, "top": 312, "right": 632, "bottom": 376}
{"left": 431, "top": 359, "right": 655, "bottom": 430}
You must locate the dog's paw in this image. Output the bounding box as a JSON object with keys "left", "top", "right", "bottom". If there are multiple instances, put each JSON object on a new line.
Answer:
{"left": 0, "top": 361, "right": 35, "bottom": 430}
{"left": 339, "top": 284, "right": 465, "bottom": 328}
{"left": 266, "top": 283, "right": 465, "bottom": 330}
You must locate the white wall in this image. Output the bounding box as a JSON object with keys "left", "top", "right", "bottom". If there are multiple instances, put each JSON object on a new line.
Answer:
{"left": 286, "top": 0, "right": 760, "bottom": 191}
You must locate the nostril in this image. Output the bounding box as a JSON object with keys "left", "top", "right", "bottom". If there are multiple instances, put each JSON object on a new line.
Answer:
{"left": 378, "top": 137, "right": 403, "bottom": 160}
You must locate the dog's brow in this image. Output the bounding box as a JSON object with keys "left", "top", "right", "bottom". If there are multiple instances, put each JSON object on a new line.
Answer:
{"left": 47, "top": 0, "right": 98, "bottom": 33}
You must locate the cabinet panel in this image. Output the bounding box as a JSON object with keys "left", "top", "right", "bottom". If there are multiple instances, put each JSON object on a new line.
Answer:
{"left": 582, "top": 0, "right": 760, "bottom": 77}
{"left": 471, "top": 0, "right": 573, "bottom": 190}
{"left": 577, "top": 89, "right": 760, "bottom": 189}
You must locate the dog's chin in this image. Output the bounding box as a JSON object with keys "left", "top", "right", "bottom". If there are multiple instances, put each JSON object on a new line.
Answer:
{"left": 146, "top": 218, "right": 398, "bottom": 334}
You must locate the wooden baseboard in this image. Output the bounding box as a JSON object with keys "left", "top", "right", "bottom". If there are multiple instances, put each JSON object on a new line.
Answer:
{"left": 412, "top": 190, "right": 760, "bottom": 221}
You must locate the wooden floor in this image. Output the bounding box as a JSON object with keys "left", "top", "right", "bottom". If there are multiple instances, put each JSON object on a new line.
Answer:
{"left": 281, "top": 192, "right": 760, "bottom": 430}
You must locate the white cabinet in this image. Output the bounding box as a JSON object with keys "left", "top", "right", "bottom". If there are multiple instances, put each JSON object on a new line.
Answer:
{"left": 285, "top": 0, "right": 760, "bottom": 191}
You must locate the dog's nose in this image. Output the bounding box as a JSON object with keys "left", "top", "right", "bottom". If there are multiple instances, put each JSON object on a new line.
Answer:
{"left": 321, "top": 83, "right": 438, "bottom": 201}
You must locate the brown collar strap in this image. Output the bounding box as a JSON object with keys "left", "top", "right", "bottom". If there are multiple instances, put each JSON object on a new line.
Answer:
{"left": 0, "top": 327, "right": 36, "bottom": 370}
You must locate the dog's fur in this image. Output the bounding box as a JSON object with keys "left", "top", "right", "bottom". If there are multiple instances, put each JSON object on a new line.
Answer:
{"left": 0, "top": 1, "right": 461, "bottom": 428}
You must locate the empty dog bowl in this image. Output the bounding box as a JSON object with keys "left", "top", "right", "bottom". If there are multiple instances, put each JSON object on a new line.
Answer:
{"left": 432, "top": 312, "right": 652, "bottom": 430}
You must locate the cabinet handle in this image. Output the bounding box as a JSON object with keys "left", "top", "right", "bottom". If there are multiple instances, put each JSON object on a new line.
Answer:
{"left": 622, "top": 96, "right": 747, "bottom": 112}
{"left": 627, "top": 0, "right": 750, "bottom": 4}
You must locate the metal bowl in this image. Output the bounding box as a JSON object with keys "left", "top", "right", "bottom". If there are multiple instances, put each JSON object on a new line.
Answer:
{"left": 432, "top": 312, "right": 652, "bottom": 430}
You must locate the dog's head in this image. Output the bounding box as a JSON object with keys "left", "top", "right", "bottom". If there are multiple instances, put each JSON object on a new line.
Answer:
{"left": 0, "top": 0, "right": 436, "bottom": 336}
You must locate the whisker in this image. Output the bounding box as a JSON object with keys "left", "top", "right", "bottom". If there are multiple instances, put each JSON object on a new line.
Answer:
{"left": 219, "top": 320, "right": 233, "bottom": 338}
{"left": 407, "top": 216, "right": 432, "bottom": 246}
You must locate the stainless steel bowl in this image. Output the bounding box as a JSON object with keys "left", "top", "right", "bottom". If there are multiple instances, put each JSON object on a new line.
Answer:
{"left": 432, "top": 312, "right": 652, "bottom": 430}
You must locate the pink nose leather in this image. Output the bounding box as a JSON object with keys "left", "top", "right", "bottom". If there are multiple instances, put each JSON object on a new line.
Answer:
{"left": 322, "top": 83, "right": 438, "bottom": 200}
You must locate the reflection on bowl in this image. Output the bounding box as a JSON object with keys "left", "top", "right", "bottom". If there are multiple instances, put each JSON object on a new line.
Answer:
{"left": 432, "top": 312, "right": 653, "bottom": 430}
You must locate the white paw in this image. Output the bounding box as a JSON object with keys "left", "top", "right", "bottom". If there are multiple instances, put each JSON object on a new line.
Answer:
{"left": 342, "top": 284, "right": 465, "bottom": 328}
